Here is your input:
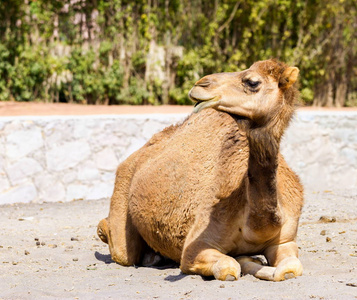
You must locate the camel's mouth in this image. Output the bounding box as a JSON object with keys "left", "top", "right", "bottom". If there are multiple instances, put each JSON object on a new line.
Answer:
{"left": 192, "top": 98, "right": 219, "bottom": 113}
{"left": 190, "top": 94, "right": 219, "bottom": 113}
{"left": 193, "top": 100, "right": 203, "bottom": 108}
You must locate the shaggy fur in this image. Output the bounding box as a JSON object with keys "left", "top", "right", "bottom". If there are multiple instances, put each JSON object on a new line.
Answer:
{"left": 97, "top": 59, "right": 304, "bottom": 281}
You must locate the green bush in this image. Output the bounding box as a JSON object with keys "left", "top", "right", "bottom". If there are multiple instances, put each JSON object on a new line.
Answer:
{"left": 0, "top": 0, "right": 356, "bottom": 106}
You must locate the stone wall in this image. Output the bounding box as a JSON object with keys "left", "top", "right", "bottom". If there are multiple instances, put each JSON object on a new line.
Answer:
{"left": 281, "top": 110, "right": 357, "bottom": 192}
{"left": 0, "top": 111, "right": 356, "bottom": 204}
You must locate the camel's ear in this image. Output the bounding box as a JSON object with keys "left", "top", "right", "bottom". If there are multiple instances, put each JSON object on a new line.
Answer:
{"left": 279, "top": 67, "right": 299, "bottom": 89}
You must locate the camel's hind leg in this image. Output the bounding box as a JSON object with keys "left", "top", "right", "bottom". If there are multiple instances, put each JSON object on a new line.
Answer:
{"left": 106, "top": 208, "right": 144, "bottom": 266}
{"left": 97, "top": 161, "right": 144, "bottom": 266}
{"left": 97, "top": 202, "right": 144, "bottom": 266}
{"left": 97, "top": 211, "right": 143, "bottom": 266}
{"left": 98, "top": 200, "right": 164, "bottom": 267}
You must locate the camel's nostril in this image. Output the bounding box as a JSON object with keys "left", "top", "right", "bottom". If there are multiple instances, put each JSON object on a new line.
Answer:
{"left": 195, "top": 80, "right": 211, "bottom": 88}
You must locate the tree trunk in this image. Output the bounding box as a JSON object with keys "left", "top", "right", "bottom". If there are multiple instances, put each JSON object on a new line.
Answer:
{"left": 163, "top": 33, "right": 171, "bottom": 105}
{"left": 325, "top": 80, "right": 334, "bottom": 107}
{"left": 68, "top": 84, "right": 73, "bottom": 104}
{"left": 313, "top": 83, "right": 326, "bottom": 107}
{"left": 313, "top": 70, "right": 335, "bottom": 107}
{"left": 335, "top": 73, "right": 347, "bottom": 107}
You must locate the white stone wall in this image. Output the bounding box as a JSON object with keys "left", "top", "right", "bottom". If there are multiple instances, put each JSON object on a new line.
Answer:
{"left": 0, "top": 114, "right": 184, "bottom": 204}
{"left": 281, "top": 110, "right": 357, "bottom": 191}
{"left": 0, "top": 111, "right": 356, "bottom": 204}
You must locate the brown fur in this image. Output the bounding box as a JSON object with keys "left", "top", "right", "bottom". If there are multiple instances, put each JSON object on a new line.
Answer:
{"left": 97, "top": 59, "right": 304, "bottom": 281}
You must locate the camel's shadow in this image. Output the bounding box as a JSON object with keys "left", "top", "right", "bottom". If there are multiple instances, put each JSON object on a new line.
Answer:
{"left": 95, "top": 251, "right": 114, "bottom": 264}
{"left": 95, "top": 251, "right": 178, "bottom": 267}
{"left": 164, "top": 273, "right": 189, "bottom": 282}
{"left": 95, "top": 251, "right": 210, "bottom": 282}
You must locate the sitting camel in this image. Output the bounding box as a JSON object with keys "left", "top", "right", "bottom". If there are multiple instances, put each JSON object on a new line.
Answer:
{"left": 97, "top": 59, "right": 304, "bottom": 281}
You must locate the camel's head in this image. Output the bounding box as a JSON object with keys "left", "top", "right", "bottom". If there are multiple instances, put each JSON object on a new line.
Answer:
{"left": 189, "top": 60, "right": 299, "bottom": 124}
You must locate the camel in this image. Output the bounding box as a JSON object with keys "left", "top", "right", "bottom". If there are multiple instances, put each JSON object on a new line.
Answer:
{"left": 97, "top": 59, "right": 304, "bottom": 281}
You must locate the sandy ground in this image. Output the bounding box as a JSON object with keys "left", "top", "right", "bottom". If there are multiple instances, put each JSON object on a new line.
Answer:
{"left": 1, "top": 189, "right": 357, "bottom": 300}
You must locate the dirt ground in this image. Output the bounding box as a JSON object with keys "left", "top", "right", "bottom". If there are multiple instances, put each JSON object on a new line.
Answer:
{"left": 0, "top": 102, "right": 193, "bottom": 116}
{"left": 1, "top": 101, "right": 356, "bottom": 117}
{"left": 1, "top": 189, "right": 357, "bottom": 300}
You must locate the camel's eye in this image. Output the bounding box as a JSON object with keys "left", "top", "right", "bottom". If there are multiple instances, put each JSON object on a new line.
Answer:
{"left": 245, "top": 79, "right": 261, "bottom": 89}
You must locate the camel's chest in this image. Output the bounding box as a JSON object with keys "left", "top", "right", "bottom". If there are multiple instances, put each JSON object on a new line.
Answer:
{"left": 222, "top": 207, "right": 281, "bottom": 257}
{"left": 225, "top": 227, "right": 275, "bottom": 257}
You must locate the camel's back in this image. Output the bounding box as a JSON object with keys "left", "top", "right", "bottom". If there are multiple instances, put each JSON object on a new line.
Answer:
{"left": 127, "top": 109, "right": 249, "bottom": 260}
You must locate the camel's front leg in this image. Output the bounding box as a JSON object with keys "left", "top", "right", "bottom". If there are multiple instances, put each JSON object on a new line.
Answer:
{"left": 236, "top": 242, "right": 302, "bottom": 281}
{"left": 264, "top": 241, "right": 303, "bottom": 281}
{"left": 236, "top": 256, "right": 276, "bottom": 281}
{"left": 180, "top": 241, "right": 241, "bottom": 281}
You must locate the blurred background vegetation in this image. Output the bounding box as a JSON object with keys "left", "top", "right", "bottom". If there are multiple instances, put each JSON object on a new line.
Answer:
{"left": 0, "top": 0, "right": 356, "bottom": 106}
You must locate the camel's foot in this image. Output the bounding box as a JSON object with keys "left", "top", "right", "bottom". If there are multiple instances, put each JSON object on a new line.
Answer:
{"left": 212, "top": 256, "right": 241, "bottom": 281}
{"left": 97, "top": 218, "right": 109, "bottom": 244}
{"left": 273, "top": 257, "right": 303, "bottom": 281}
{"left": 237, "top": 256, "right": 302, "bottom": 281}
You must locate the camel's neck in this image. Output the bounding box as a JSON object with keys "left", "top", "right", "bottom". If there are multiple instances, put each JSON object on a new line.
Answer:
{"left": 244, "top": 111, "right": 292, "bottom": 230}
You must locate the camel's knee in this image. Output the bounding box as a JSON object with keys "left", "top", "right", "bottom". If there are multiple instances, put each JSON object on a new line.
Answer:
{"left": 211, "top": 256, "right": 241, "bottom": 281}
{"left": 97, "top": 218, "right": 109, "bottom": 244}
{"left": 180, "top": 248, "right": 241, "bottom": 281}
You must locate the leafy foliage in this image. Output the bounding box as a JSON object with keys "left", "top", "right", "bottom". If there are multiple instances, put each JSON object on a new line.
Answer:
{"left": 0, "top": 0, "right": 356, "bottom": 106}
